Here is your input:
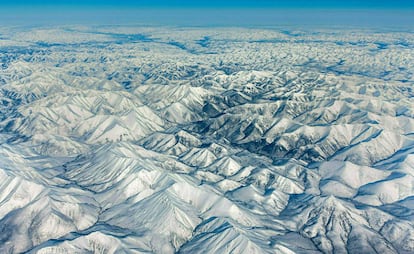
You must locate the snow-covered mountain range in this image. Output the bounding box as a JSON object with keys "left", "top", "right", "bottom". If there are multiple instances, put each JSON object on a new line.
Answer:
{"left": 0, "top": 26, "right": 413, "bottom": 253}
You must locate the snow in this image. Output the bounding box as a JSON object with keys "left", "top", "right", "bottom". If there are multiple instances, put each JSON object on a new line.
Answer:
{"left": 0, "top": 25, "right": 413, "bottom": 253}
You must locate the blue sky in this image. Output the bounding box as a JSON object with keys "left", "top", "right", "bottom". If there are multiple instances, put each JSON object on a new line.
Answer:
{"left": 2, "top": 0, "right": 414, "bottom": 9}
{"left": 1, "top": 0, "right": 413, "bottom": 27}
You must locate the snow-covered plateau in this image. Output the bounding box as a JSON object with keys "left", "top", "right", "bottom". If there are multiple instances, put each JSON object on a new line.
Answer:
{"left": 0, "top": 26, "right": 413, "bottom": 253}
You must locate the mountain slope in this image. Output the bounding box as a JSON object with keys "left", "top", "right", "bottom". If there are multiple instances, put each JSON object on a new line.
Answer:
{"left": 0, "top": 26, "right": 413, "bottom": 253}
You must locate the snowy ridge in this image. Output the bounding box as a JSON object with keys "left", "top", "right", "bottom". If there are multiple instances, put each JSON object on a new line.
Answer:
{"left": 0, "top": 26, "right": 414, "bottom": 253}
